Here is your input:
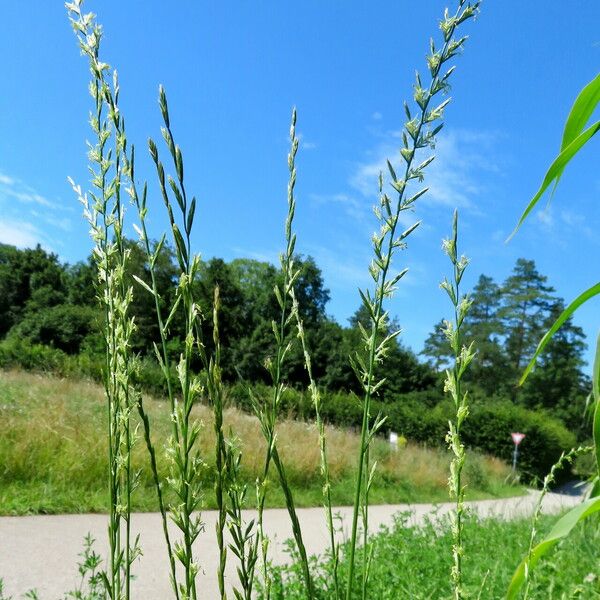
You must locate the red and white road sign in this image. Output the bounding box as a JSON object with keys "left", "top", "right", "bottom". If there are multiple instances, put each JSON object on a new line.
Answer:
{"left": 511, "top": 432, "right": 526, "bottom": 446}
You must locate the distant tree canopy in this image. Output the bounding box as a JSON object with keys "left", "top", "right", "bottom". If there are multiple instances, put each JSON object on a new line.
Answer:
{"left": 0, "top": 243, "right": 590, "bottom": 426}
{"left": 0, "top": 241, "right": 435, "bottom": 399}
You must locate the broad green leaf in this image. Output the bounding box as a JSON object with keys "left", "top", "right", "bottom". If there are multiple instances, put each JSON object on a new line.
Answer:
{"left": 593, "top": 331, "right": 600, "bottom": 481}
{"left": 561, "top": 72, "right": 600, "bottom": 150}
{"left": 594, "top": 331, "right": 600, "bottom": 407}
{"left": 506, "top": 496, "right": 600, "bottom": 600}
{"left": 520, "top": 282, "right": 600, "bottom": 384}
{"left": 552, "top": 72, "right": 600, "bottom": 192}
{"left": 509, "top": 121, "right": 600, "bottom": 239}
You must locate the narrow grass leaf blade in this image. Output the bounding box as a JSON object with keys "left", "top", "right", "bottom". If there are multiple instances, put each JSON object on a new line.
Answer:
{"left": 552, "top": 72, "right": 600, "bottom": 192}
{"left": 132, "top": 274, "right": 155, "bottom": 297}
{"left": 593, "top": 331, "right": 600, "bottom": 483}
{"left": 506, "top": 496, "right": 600, "bottom": 600}
{"left": 561, "top": 72, "right": 600, "bottom": 150}
{"left": 520, "top": 281, "right": 600, "bottom": 384}
{"left": 508, "top": 121, "right": 600, "bottom": 240}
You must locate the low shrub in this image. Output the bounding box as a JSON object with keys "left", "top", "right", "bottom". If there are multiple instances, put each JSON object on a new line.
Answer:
{"left": 462, "top": 401, "right": 577, "bottom": 483}
{"left": 0, "top": 338, "right": 74, "bottom": 375}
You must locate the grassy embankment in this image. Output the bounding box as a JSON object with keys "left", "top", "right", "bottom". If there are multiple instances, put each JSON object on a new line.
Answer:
{"left": 0, "top": 370, "right": 520, "bottom": 515}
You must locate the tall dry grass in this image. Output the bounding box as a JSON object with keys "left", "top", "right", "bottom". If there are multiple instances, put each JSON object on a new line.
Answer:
{"left": 0, "top": 370, "right": 515, "bottom": 515}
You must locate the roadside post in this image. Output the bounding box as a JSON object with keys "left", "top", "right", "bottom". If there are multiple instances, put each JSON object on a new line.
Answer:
{"left": 511, "top": 432, "right": 526, "bottom": 471}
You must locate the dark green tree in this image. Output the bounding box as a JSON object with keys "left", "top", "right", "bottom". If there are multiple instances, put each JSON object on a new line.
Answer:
{"left": 422, "top": 261, "right": 589, "bottom": 416}
{"left": 0, "top": 243, "right": 68, "bottom": 337}
{"left": 195, "top": 257, "right": 246, "bottom": 379}
{"left": 464, "top": 275, "right": 509, "bottom": 395}
{"left": 499, "top": 259, "right": 555, "bottom": 396}
{"left": 230, "top": 255, "right": 331, "bottom": 385}
{"left": 9, "top": 304, "right": 98, "bottom": 354}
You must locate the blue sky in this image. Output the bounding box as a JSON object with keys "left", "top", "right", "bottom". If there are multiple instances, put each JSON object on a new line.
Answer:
{"left": 1, "top": 1, "right": 599, "bottom": 367}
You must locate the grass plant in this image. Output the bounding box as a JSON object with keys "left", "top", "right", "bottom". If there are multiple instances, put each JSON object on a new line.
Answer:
{"left": 66, "top": 4, "right": 141, "bottom": 595}
{"left": 440, "top": 211, "right": 475, "bottom": 599}
{"left": 520, "top": 445, "right": 591, "bottom": 600}
{"left": 506, "top": 67, "right": 600, "bottom": 597}
{"left": 343, "top": 2, "right": 479, "bottom": 597}
{"left": 252, "top": 109, "right": 315, "bottom": 600}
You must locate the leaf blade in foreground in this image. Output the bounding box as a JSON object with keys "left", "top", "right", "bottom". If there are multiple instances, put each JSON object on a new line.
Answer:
{"left": 506, "top": 496, "right": 600, "bottom": 600}
{"left": 509, "top": 121, "right": 600, "bottom": 240}
{"left": 561, "top": 72, "right": 600, "bottom": 150}
{"left": 520, "top": 281, "right": 600, "bottom": 384}
{"left": 593, "top": 332, "right": 600, "bottom": 480}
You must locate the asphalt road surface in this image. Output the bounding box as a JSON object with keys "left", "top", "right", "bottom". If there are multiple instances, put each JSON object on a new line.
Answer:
{"left": 0, "top": 491, "right": 582, "bottom": 599}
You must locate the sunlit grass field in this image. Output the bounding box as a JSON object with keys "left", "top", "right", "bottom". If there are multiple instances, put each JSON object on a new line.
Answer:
{"left": 0, "top": 370, "right": 520, "bottom": 515}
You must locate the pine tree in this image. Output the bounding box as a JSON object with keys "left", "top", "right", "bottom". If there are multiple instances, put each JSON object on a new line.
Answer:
{"left": 499, "top": 258, "right": 555, "bottom": 395}
{"left": 464, "top": 274, "right": 508, "bottom": 395}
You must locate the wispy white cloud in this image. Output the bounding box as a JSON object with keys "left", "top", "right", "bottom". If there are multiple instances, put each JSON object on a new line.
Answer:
{"left": 534, "top": 206, "right": 596, "bottom": 241}
{"left": 535, "top": 207, "right": 554, "bottom": 230}
{"left": 349, "top": 129, "right": 500, "bottom": 212}
{"left": 491, "top": 229, "right": 506, "bottom": 243}
{"left": 371, "top": 111, "right": 383, "bottom": 121}
{"left": 0, "top": 219, "right": 46, "bottom": 249}
{"left": 309, "top": 192, "right": 367, "bottom": 221}
{"left": 0, "top": 171, "right": 57, "bottom": 208}
{"left": 308, "top": 130, "right": 496, "bottom": 228}
{"left": 0, "top": 169, "right": 70, "bottom": 248}
{"left": 303, "top": 242, "right": 371, "bottom": 291}
{"left": 560, "top": 209, "right": 585, "bottom": 228}
{"left": 304, "top": 241, "right": 428, "bottom": 311}
{"left": 30, "top": 210, "right": 72, "bottom": 232}
{"left": 297, "top": 132, "right": 317, "bottom": 151}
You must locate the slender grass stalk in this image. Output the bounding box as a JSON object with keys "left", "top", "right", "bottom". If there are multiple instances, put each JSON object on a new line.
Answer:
{"left": 126, "top": 158, "right": 180, "bottom": 598}
{"left": 66, "top": 3, "right": 141, "bottom": 596}
{"left": 522, "top": 445, "right": 591, "bottom": 600}
{"left": 225, "top": 437, "right": 259, "bottom": 600}
{"left": 345, "top": 3, "right": 480, "bottom": 597}
{"left": 148, "top": 85, "right": 242, "bottom": 600}
{"left": 440, "top": 210, "right": 475, "bottom": 600}
{"left": 148, "top": 90, "right": 206, "bottom": 600}
{"left": 210, "top": 286, "right": 228, "bottom": 599}
{"left": 255, "top": 476, "right": 272, "bottom": 600}
{"left": 360, "top": 448, "right": 377, "bottom": 600}
{"left": 67, "top": 3, "right": 181, "bottom": 596}
{"left": 253, "top": 108, "right": 315, "bottom": 600}
{"left": 290, "top": 294, "right": 340, "bottom": 598}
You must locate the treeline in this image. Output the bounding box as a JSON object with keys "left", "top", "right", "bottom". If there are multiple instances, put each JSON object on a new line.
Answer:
{"left": 0, "top": 243, "right": 590, "bottom": 421}
{"left": 0, "top": 241, "right": 434, "bottom": 398}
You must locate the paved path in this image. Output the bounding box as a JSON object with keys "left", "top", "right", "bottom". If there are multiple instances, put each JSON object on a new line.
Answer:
{"left": 0, "top": 491, "right": 582, "bottom": 599}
